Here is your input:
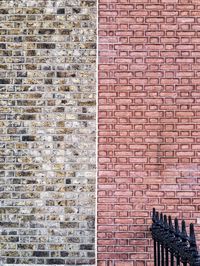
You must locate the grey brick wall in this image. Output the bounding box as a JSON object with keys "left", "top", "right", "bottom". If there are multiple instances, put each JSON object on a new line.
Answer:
{"left": 0, "top": 0, "right": 96, "bottom": 265}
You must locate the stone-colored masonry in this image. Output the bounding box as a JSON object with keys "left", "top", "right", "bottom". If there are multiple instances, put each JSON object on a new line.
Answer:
{"left": 0, "top": 0, "right": 96, "bottom": 265}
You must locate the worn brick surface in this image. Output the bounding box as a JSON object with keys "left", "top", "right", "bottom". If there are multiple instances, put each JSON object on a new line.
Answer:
{"left": 98, "top": 0, "right": 200, "bottom": 265}
{"left": 0, "top": 0, "right": 96, "bottom": 265}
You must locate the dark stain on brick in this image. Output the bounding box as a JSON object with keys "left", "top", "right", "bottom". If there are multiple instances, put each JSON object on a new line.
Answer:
{"left": 60, "top": 222, "right": 78, "bottom": 228}
{"left": 0, "top": 222, "right": 19, "bottom": 227}
{"left": 53, "top": 107, "right": 65, "bottom": 112}
{"left": 57, "top": 72, "right": 65, "bottom": 78}
{"left": 44, "top": 79, "right": 53, "bottom": 84}
{"left": 0, "top": 79, "right": 10, "bottom": 84}
{"left": 27, "top": 50, "right": 36, "bottom": 56}
{"left": 0, "top": 64, "right": 7, "bottom": 69}
{"left": 38, "top": 29, "right": 55, "bottom": 35}
{"left": 57, "top": 8, "right": 65, "bottom": 14}
{"left": 0, "top": 9, "right": 8, "bottom": 14}
{"left": 88, "top": 252, "right": 95, "bottom": 257}
{"left": 0, "top": 43, "right": 6, "bottom": 49}
{"left": 2, "top": 51, "right": 12, "bottom": 56}
{"left": 59, "top": 29, "right": 72, "bottom": 35}
{"left": 22, "top": 135, "right": 35, "bottom": 141}
{"left": 78, "top": 100, "right": 96, "bottom": 106}
{"left": 80, "top": 244, "right": 94, "bottom": 250}
{"left": 8, "top": 230, "right": 18, "bottom": 235}
{"left": 17, "top": 72, "right": 27, "bottom": 77}
{"left": 68, "top": 237, "right": 80, "bottom": 243}
{"left": 60, "top": 251, "right": 69, "bottom": 257}
{"left": 33, "top": 251, "right": 49, "bottom": 257}
{"left": 53, "top": 136, "right": 64, "bottom": 141}
{"left": 14, "top": 36, "right": 23, "bottom": 42}
{"left": 78, "top": 114, "right": 94, "bottom": 120}
{"left": 21, "top": 114, "right": 36, "bottom": 120}
{"left": 18, "top": 244, "right": 34, "bottom": 250}
{"left": 25, "top": 64, "right": 37, "bottom": 70}
{"left": 17, "top": 171, "right": 32, "bottom": 177}
{"left": 6, "top": 258, "right": 15, "bottom": 264}
{"left": 46, "top": 259, "right": 65, "bottom": 264}
{"left": 26, "top": 179, "right": 37, "bottom": 184}
{"left": 82, "top": 107, "right": 87, "bottom": 113}
{"left": 73, "top": 8, "right": 81, "bottom": 14}
{"left": 26, "top": 108, "right": 42, "bottom": 113}
{"left": 9, "top": 236, "right": 19, "bottom": 242}
{"left": 37, "top": 43, "right": 56, "bottom": 49}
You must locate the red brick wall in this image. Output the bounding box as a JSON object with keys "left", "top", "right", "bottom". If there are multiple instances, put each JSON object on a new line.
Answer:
{"left": 98, "top": 1, "right": 200, "bottom": 265}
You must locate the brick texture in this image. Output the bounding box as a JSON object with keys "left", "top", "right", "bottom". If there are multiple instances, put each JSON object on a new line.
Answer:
{"left": 0, "top": 0, "right": 96, "bottom": 265}
{"left": 98, "top": 1, "right": 200, "bottom": 265}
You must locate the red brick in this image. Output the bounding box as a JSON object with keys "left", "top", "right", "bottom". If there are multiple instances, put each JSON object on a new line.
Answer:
{"left": 98, "top": 0, "right": 200, "bottom": 265}
{"left": 115, "top": 262, "right": 133, "bottom": 266}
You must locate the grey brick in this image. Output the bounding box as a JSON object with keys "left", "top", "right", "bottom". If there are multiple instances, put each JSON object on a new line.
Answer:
{"left": 0, "top": 0, "right": 96, "bottom": 264}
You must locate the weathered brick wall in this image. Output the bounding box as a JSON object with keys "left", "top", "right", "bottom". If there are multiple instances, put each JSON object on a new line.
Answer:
{"left": 0, "top": 0, "right": 96, "bottom": 265}
{"left": 98, "top": 0, "right": 200, "bottom": 265}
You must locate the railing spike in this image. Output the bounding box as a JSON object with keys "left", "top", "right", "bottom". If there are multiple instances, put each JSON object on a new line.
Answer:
{"left": 163, "top": 214, "right": 169, "bottom": 252}
{"left": 190, "top": 224, "right": 195, "bottom": 239}
{"left": 160, "top": 213, "right": 163, "bottom": 225}
{"left": 189, "top": 223, "right": 199, "bottom": 264}
{"left": 189, "top": 223, "right": 197, "bottom": 249}
{"left": 168, "top": 215, "right": 174, "bottom": 231}
{"left": 152, "top": 208, "right": 156, "bottom": 223}
{"left": 181, "top": 220, "right": 188, "bottom": 239}
{"left": 156, "top": 211, "right": 159, "bottom": 222}
{"left": 174, "top": 217, "right": 180, "bottom": 234}
{"left": 164, "top": 214, "right": 168, "bottom": 228}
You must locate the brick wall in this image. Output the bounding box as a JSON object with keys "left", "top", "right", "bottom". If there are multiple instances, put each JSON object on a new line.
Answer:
{"left": 0, "top": 0, "right": 96, "bottom": 265}
{"left": 98, "top": 1, "right": 200, "bottom": 265}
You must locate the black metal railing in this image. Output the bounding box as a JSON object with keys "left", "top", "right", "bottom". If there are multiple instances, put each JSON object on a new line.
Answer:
{"left": 151, "top": 208, "right": 200, "bottom": 266}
